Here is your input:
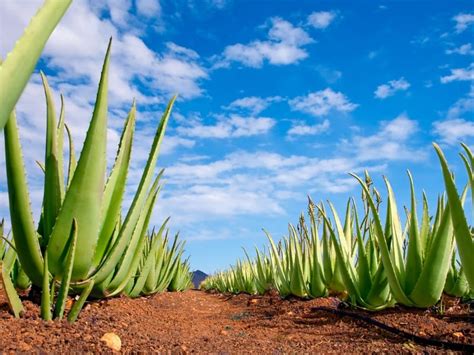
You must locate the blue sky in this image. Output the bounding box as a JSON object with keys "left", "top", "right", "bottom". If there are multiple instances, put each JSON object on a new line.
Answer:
{"left": 0, "top": 0, "right": 473, "bottom": 274}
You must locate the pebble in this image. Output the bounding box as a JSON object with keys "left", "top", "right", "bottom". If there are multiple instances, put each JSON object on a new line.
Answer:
{"left": 100, "top": 332, "right": 121, "bottom": 351}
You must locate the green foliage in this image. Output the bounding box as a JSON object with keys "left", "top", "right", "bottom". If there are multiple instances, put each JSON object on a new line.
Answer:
{"left": 203, "top": 145, "right": 473, "bottom": 310}
{"left": 0, "top": 0, "right": 72, "bottom": 129}
{"left": 2, "top": 40, "right": 189, "bottom": 321}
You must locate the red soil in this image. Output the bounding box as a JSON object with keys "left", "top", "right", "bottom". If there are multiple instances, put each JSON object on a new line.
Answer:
{"left": 0, "top": 289, "right": 472, "bottom": 352}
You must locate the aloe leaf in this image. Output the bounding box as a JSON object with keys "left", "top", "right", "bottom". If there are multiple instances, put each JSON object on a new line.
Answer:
{"left": 47, "top": 39, "right": 112, "bottom": 280}
{"left": 419, "top": 192, "right": 430, "bottom": 258}
{"left": 92, "top": 96, "right": 176, "bottom": 284}
{"left": 354, "top": 206, "right": 371, "bottom": 299}
{"left": 433, "top": 143, "right": 474, "bottom": 289}
{"left": 54, "top": 219, "right": 78, "bottom": 319}
{"left": 92, "top": 102, "right": 136, "bottom": 269}
{"left": 128, "top": 235, "right": 160, "bottom": 297}
{"left": 67, "top": 279, "right": 94, "bottom": 323}
{"left": 0, "top": 0, "right": 72, "bottom": 129}
{"left": 64, "top": 123, "right": 77, "bottom": 186}
{"left": 41, "top": 251, "right": 52, "bottom": 321}
{"left": 102, "top": 182, "right": 162, "bottom": 296}
{"left": 383, "top": 178, "right": 405, "bottom": 283}
{"left": 0, "top": 261, "right": 24, "bottom": 318}
{"left": 351, "top": 174, "right": 412, "bottom": 306}
{"left": 409, "top": 204, "right": 454, "bottom": 307}
{"left": 4, "top": 110, "right": 44, "bottom": 285}
{"left": 40, "top": 73, "right": 62, "bottom": 244}
{"left": 57, "top": 95, "right": 66, "bottom": 200}
{"left": 404, "top": 171, "right": 423, "bottom": 294}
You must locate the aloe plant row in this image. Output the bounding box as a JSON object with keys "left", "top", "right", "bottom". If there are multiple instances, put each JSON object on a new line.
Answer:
{"left": 202, "top": 144, "right": 473, "bottom": 310}
{"left": 1, "top": 38, "right": 192, "bottom": 321}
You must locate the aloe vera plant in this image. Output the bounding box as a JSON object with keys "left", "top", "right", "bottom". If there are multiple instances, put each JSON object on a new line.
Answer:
{"left": 317, "top": 200, "right": 393, "bottom": 310}
{"left": 169, "top": 258, "right": 194, "bottom": 292}
{"left": 351, "top": 171, "right": 456, "bottom": 308}
{"left": 3, "top": 39, "right": 180, "bottom": 321}
{"left": 434, "top": 143, "right": 474, "bottom": 290}
{"left": 0, "top": 0, "right": 72, "bottom": 129}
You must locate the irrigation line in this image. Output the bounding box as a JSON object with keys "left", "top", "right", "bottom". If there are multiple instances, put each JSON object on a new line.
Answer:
{"left": 306, "top": 306, "right": 473, "bottom": 352}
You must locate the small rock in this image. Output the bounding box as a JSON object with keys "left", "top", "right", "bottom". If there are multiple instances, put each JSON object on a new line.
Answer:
{"left": 101, "top": 332, "right": 121, "bottom": 351}
{"left": 452, "top": 332, "right": 464, "bottom": 339}
{"left": 220, "top": 330, "right": 228, "bottom": 336}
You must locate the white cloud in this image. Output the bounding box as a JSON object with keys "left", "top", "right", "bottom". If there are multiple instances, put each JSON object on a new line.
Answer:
{"left": 446, "top": 43, "right": 474, "bottom": 56}
{"left": 287, "top": 119, "right": 330, "bottom": 137}
{"left": 154, "top": 148, "right": 387, "bottom": 224}
{"left": 176, "top": 114, "right": 276, "bottom": 138}
{"left": 289, "top": 88, "right": 358, "bottom": 117}
{"left": 453, "top": 13, "right": 474, "bottom": 33}
{"left": 440, "top": 63, "right": 474, "bottom": 83}
{"left": 135, "top": 0, "right": 161, "bottom": 17}
{"left": 374, "top": 77, "right": 410, "bottom": 99}
{"left": 433, "top": 89, "right": 474, "bottom": 144}
{"left": 315, "top": 65, "right": 342, "bottom": 83}
{"left": 216, "top": 17, "right": 313, "bottom": 68}
{"left": 225, "top": 96, "right": 283, "bottom": 115}
{"left": 307, "top": 11, "right": 337, "bottom": 29}
{"left": 433, "top": 119, "right": 474, "bottom": 144}
{"left": 349, "top": 114, "right": 426, "bottom": 161}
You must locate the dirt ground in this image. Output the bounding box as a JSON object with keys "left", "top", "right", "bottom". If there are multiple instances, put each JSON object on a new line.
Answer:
{"left": 0, "top": 289, "right": 472, "bottom": 353}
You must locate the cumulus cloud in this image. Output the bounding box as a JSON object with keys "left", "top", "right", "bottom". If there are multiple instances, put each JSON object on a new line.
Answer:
{"left": 225, "top": 96, "right": 283, "bottom": 115}
{"left": 446, "top": 43, "right": 474, "bottom": 56}
{"left": 289, "top": 88, "right": 358, "bottom": 117}
{"left": 135, "top": 0, "right": 161, "bottom": 17}
{"left": 433, "top": 119, "right": 474, "bottom": 145}
{"left": 176, "top": 114, "right": 276, "bottom": 138}
{"left": 348, "top": 114, "right": 426, "bottom": 161}
{"left": 287, "top": 119, "right": 330, "bottom": 137}
{"left": 440, "top": 63, "right": 474, "bottom": 83}
{"left": 215, "top": 17, "right": 314, "bottom": 68}
{"left": 453, "top": 13, "right": 474, "bottom": 33}
{"left": 307, "top": 11, "right": 337, "bottom": 29}
{"left": 433, "top": 89, "right": 474, "bottom": 144}
{"left": 374, "top": 77, "right": 410, "bottom": 99}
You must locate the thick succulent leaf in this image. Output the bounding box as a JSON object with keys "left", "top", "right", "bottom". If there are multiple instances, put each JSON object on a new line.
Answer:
{"left": 351, "top": 174, "right": 412, "bottom": 306}
{"left": 92, "top": 103, "right": 136, "bottom": 268}
{"left": 128, "top": 235, "right": 160, "bottom": 297}
{"left": 40, "top": 73, "right": 62, "bottom": 244}
{"left": 65, "top": 124, "right": 77, "bottom": 186}
{"left": 354, "top": 208, "right": 372, "bottom": 299}
{"left": 40, "top": 251, "right": 52, "bottom": 321}
{"left": 433, "top": 143, "right": 474, "bottom": 289}
{"left": 383, "top": 178, "right": 406, "bottom": 283}
{"left": 0, "top": 261, "right": 24, "bottom": 318}
{"left": 419, "top": 193, "right": 430, "bottom": 258}
{"left": 57, "top": 95, "right": 66, "bottom": 200}
{"left": 0, "top": 0, "right": 72, "bottom": 129}
{"left": 102, "top": 179, "right": 161, "bottom": 295}
{"left": 92, "top": 96, "right": 176, "bottom": 284}
{"left": 54, "top": 219, "right": 78, "bottom": 319}
{"left": 404, "top": 171, "right": 423, "bottom": 294}
{"left": 67, "top": 279, "right": 94, "bottom": 323}
{"left": 4, "top": 111, "right": 44, "bottom": 285}
{"left": 409, "top": 204, "right": 454, "bottom": 307}
{"left": 47, "top": 40, "right": 112, "bottom": 280}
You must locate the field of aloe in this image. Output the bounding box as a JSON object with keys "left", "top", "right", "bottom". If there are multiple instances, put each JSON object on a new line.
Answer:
{"left": 0, "top": 1, "right": 472, "bottom": 352}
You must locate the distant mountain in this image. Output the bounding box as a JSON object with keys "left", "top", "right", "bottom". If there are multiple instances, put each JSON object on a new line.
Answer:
{"left": 192, "top": 270, "right": 208, "bottom": 289}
